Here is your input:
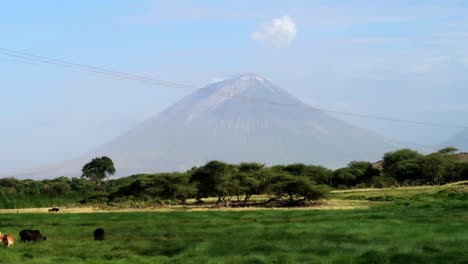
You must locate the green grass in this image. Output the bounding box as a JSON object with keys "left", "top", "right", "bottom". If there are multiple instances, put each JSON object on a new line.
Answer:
{"left": 0, "top": 194, "right": 82, "bottom": 209}
{"left": 1, "top": 192, "right": 467, "bottom": 264}
{"left": 330, "top": 184, "right": 468, "bottom": 201}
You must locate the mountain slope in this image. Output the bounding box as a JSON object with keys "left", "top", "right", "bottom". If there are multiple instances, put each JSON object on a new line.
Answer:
{"left": 12, "top": 74, "right": 402, "bottom": 179}
{"left": 440, "top": 129, "right": 468, "bottom": 151}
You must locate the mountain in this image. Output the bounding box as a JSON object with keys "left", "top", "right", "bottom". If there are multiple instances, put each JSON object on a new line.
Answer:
{"left": 11, "top": 74, "right": 402, "bottom": 179}
{"left": 440, "top": 129, "right": 468, "bottom": 151}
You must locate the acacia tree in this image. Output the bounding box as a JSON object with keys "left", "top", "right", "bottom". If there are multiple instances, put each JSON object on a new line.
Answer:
{"left": 438, "top": 147, "right": 458, "bottom": 155}
{"left": 81, "top": 156, "right": 116, "bottom": 189}
{"left": 268, "top": 173, "right": 329, "bottom": 205}
{"left": 420, "top": 153, "right": 456, "bottom": 185}
{"left": 233, "top": 171, "right": 263, "bottom": 205}
{"left": 189, "top": 160, "right": 235, "bottom": 202}
{"left": 382, "top": 149, "right": 423, "bottom": 183}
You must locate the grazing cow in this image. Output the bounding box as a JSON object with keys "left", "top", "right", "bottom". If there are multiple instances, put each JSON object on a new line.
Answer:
{"left": 94, "top": 228, "right": 104, "bottom": 241}
{"left": 3, "top": 234, "right": 14, "bottom": 247}
{"left": 48, "top": 207, "right": 60, "bottom": 212}
{"left": 19, "top": 230, "right": 47, "bottom": 242}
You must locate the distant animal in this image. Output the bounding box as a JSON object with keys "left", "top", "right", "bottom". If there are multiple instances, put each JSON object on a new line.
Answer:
{"left": 19, "top": 229, "right": 47, "bottom": 242}
{"left": 48, "top": 207, "right": 60, "bottom": 212}
{"left": 94, "top": 228, "right": 104, "bottom": 241}
{"left": 3, "top": 234, "right": 14, "bottom": 247}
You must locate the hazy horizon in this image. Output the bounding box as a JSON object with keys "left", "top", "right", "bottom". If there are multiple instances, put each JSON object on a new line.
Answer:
{"left": 2, "top": 1, "right": 468, "bottom": 174}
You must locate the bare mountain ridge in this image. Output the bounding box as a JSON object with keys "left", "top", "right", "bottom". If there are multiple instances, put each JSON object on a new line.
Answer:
{"left": 12, "top": 74, "right": 402, "bottom": 179}
{"left": 440, "top": 129, "right": 468, "bottom": 151}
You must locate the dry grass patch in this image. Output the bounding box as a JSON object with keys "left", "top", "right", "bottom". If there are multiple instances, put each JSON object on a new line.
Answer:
{"left": 0, "top": 199, "right": 373, "bottom": 214}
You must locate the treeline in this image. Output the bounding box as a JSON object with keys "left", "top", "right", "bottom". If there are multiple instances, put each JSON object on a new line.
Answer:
{"left": 1, "top": 147, "right": 467, "bottom": 208}
{"left": 330, "top": 147, "right": 468, "bottom": 188}
{"left": 107, "top": 160, "right": 331, "bottom": 207}
{"left": 0, "top": 177, "right": 91, "bottom": 208}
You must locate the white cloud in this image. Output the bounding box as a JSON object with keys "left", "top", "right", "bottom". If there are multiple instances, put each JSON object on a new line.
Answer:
{"left": 252, "top": 16, "right": 297, "bottom": 49}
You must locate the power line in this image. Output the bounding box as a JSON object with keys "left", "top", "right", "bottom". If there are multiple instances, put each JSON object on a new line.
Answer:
{"left": 0, "top": 47, "right": 466, "bottom": 129}
{"left": 0, "top": 48, "right": 267, "bottom": 99}
{"left": 0, "top": 48, "right": 198, "bottom": 90}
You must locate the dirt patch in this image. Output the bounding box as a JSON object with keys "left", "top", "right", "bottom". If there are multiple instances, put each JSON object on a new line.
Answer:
{"left": 0, "top": 199, "right": 372, "bottom": 214}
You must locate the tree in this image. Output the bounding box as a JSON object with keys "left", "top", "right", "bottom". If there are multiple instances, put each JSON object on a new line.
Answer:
{"left": 238, "top": 162, "right": 265, "bottom": 173}
{"left": 270, "top": 164, "right": 333, "bottom": 185}
{"left": 282, "top": 163, "right": 308, "bottom": 176}
{"left": 420, "top": 153, "right": 456, "bottom": 185}
{"left": 350, "top": 161, "right": 381, "bottom": 186}
{"left": 109, "top": 173, "right": 197, "bottom": 204}
{"left": 149, "top": 173, "right": 196, "bottom": 204}
{"left": 268, "top": 173, "right": 329, "bottom": 205}
{"left": 331, "top": 168, "right": 356, "bottom": 188}
{"left": 328, "top": 161, "right": 382, "bottom": 188}
{"left": 49, "top": 182, "right": 72, "bottom": 195}
{"left": 70, "top": 177, "right": 94, "bottom": 193}
{"left": 453, "top": 162, "right": 468, "bottom": 182}
{"left": 438, "top": 147, "right": 459, "bottom": 155}
{"left": 214, "top": 173, "right": 242, "bottom": 207}
{"left": 382, "top": 149, "right": 423, "bottom": 183}
{"left": 233, "top": 171, "right": 263, "bottom": 205}
{"left": 81, "top": 156, "right": 116, "bottom": 188}
{"left": 173, "top": 180, "right": 197, "bottom": 204}
{"left": 189, "top": 160, "right": 235, "bottom": 201}
{"left": 304, "top": 165, "right": 334, "bottom": 185}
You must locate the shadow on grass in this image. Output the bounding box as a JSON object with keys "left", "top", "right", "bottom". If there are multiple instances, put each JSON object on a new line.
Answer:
{"left": 353, "top": 249, "right": 467, "bottom": 264}
{"left": 138, "top": 241, "right": 190, "bottom": 257}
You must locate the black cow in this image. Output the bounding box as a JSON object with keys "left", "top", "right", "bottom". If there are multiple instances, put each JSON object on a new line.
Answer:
{"left": 94, "top": 228, "right": 104, "bottom": 241}
{"left": 19, "top": 230, "right": 47, "bottom": 242}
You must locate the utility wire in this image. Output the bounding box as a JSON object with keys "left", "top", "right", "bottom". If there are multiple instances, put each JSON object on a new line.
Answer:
{"left": 0, "top": 47, "right": 466, "bottom": 129}
{"left": 0, "top": 49, "right": 261, "bottom": 99}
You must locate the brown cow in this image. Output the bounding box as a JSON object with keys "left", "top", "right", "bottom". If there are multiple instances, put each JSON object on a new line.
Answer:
{"left": 3, "top": 234, "right": 14, "bottom": 247}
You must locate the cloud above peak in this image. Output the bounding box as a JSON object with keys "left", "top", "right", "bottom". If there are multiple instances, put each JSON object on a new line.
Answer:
{"left": 252, "top": 16, "right": 297, "bottom": 49}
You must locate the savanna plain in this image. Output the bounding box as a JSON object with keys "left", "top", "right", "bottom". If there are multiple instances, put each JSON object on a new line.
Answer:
{"left": 1, "top": 184, "right": 467, "bottom": 264}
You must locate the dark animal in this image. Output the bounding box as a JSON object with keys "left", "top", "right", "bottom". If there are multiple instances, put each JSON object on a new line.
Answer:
{"left": 19, "top": 230, "right": 47, "bottom": 242}
{"left": 48, "top": 207, "right": 60, "bottom": 212}
{"left": 94, "top": 228, "right": 104, "bottom": 241}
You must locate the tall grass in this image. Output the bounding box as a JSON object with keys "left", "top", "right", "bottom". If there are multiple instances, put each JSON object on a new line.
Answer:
{"left": 0, "top": 194, "right": 467, "bottom": 263}
{"left": 0, "top": 194, "right": 81, "bottom": 209}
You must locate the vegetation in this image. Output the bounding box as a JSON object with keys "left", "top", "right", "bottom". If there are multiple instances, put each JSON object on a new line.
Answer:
{"left": 81, "top": 156, "right": 116, "bottom": 188}
{"left": 0, "top": 187, "right": 467, "bottom": 263}
{"left": 1, "top": 147, "right": 468, "bottom": 209}
{"left": 0, "top": 154, "right": 467, "bottom": 263}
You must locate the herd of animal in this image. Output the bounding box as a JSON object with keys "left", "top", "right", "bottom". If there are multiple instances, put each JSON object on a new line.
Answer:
{"left": 0, "top": 230, "right": 45, "bottom": 248}
{"left": 0, "top": 207, "right": 105, "bottom": 248}
{"left": 0, "top": 228, "right": 105, "bottom": 248}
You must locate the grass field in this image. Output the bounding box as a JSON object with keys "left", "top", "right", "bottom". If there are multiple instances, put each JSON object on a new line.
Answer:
{"left": 0, "top": 186, "right": 467, "bottom": 263}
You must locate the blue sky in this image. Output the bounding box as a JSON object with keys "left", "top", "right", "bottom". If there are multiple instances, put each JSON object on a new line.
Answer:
{"left": 1, "top": 0, "right": 468, "bottom": 173}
